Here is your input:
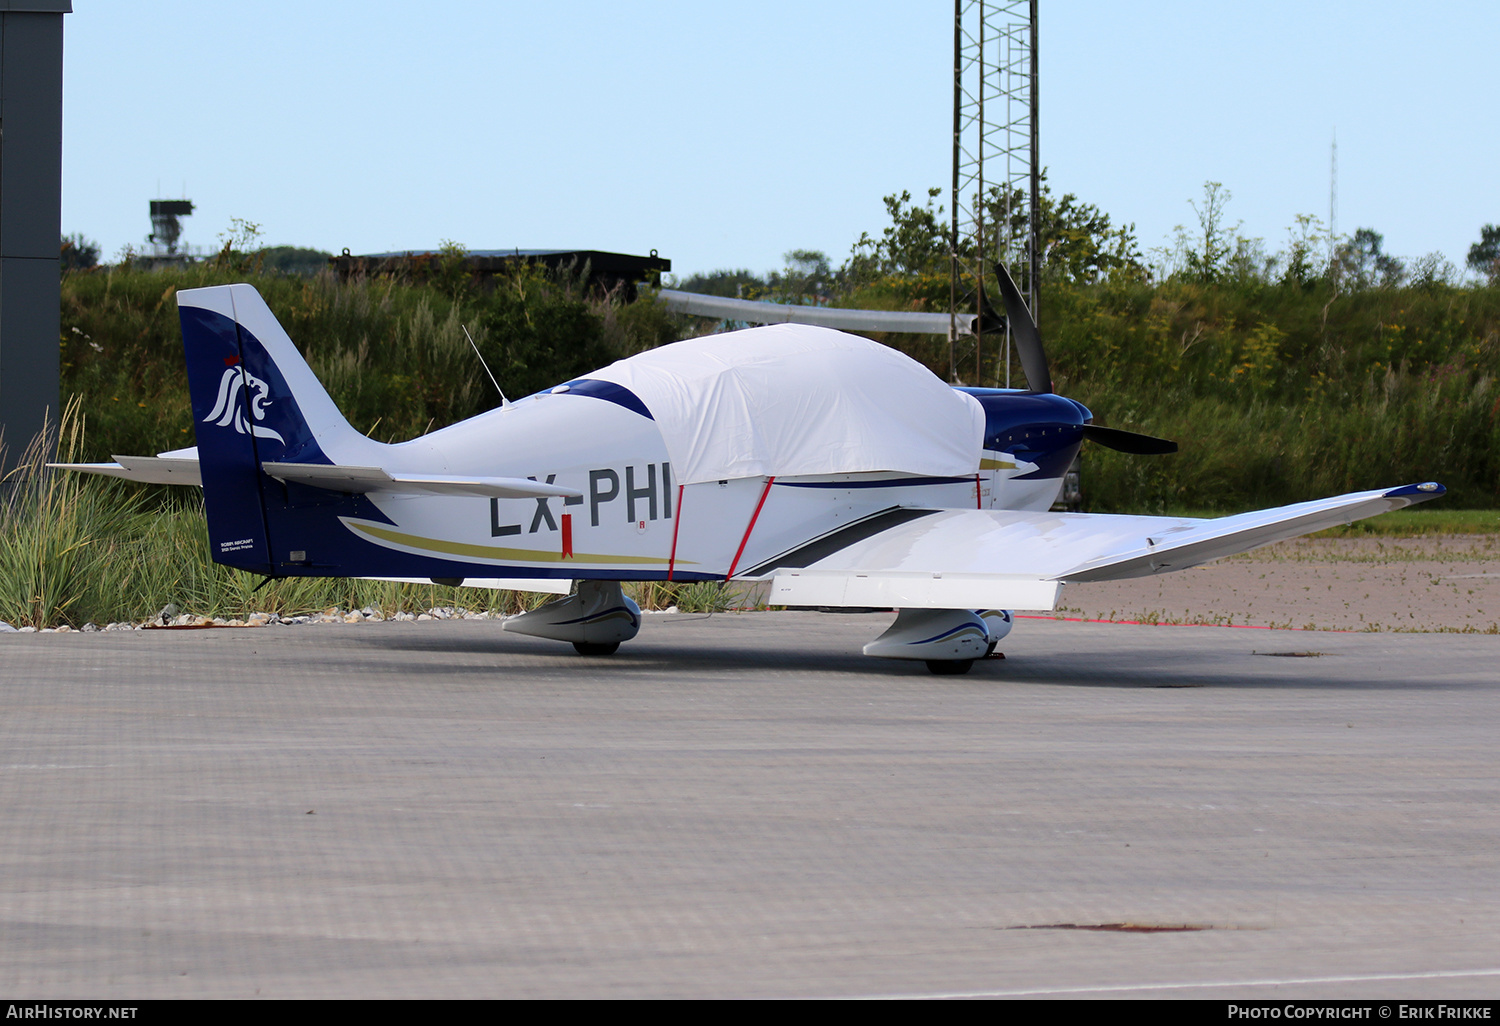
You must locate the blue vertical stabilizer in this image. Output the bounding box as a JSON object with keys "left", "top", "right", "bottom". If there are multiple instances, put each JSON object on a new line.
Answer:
{"left": 179, "top": 285, "right": 370, "bottom": 574}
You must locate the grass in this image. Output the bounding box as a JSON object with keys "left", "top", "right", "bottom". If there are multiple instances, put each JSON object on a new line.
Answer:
{"left": 0, "top": 403, "right": 153, "bottom": 628}
{"left": 1307, "top": 508, "right": 1500, "bottom": 537}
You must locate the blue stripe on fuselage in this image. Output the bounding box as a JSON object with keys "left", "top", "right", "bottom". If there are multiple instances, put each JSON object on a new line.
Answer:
{"left": 558, "top": 379, "right": 654, "bottom": 420}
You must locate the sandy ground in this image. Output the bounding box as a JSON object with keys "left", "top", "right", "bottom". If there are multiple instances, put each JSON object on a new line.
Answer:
{"left": 1055, "top": 534, "right": 1500, "bottom": 633}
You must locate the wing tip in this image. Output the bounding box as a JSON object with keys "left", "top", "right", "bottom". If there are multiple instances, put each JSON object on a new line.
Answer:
{"left": 1384, "top": 482, "right": 1446, "bottom": 502}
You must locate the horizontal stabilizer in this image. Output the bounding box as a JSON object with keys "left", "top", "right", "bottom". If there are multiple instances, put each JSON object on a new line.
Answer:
{"left": 260, "top": 462, "right": 582, "bottom": 499}
{"left": 48, "top": 453, "right": 203, "bottom": 486}
{"left": 769, "top": 482, "right": 1445, "bottom": 610}
{"left": 51, "top": 452, "right": 580, "bottom": 501}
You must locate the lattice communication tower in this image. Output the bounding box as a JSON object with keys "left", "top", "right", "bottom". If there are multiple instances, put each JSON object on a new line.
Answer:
{"left": 949, "top": 0, "right": 1037, "bottom": 385}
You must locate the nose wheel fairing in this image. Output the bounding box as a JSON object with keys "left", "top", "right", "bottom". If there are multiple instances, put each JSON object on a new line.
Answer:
{"left": 862, "top": 607, "right": 1012, "bottom": 673}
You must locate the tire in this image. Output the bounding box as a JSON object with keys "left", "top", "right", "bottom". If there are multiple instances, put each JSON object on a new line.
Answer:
{"left": 573, "top": 641, "right": 620, "bottom": 656}
{"left": 925, "top": 659, "right": 973, "bottom": 676}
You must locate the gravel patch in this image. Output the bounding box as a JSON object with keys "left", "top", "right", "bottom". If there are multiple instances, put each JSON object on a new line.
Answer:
{"left": 1057, "top": 534, "right": 1500, "bottom": 632}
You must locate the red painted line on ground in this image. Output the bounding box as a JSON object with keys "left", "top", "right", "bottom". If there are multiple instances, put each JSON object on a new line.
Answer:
{"left": 1015, "top": 614, "right": 1353, "bottom": 633}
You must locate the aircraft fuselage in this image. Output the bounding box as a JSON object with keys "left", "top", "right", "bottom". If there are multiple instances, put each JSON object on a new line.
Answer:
{"left": 281, "top": 383, "right": 1091, "bottom": 583}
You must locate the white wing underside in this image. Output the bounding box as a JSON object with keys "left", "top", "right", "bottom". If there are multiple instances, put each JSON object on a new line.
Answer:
{"left": 656, "top": 288, "right": 970, "bottom": 336}
{"left": 767, "top": 485, "right": 1442, "bottom": 611}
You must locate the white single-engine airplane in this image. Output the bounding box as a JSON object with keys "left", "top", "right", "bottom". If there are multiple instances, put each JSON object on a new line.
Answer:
{"left": 58, "top": 268, "right": 1444, "bottom": 673}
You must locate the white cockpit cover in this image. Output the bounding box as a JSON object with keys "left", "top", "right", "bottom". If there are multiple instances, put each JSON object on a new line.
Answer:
{"left": 589, "top": 323, "right": 986, "bottom": 485}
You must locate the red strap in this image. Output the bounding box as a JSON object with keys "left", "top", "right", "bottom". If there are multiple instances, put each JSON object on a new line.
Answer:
{"left": 725, "top": 477, "right": 774, "bottom": 581}
{"left": 666, "top": 484, "right": 685, "bottom": 581}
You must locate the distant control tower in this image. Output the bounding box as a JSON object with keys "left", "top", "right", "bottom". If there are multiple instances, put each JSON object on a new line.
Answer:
{"left": 148, "top": 199, "right": 195, "bottom": 258}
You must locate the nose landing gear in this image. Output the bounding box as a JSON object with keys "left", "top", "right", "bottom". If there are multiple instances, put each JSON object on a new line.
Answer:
{"left": 862, "top": 607, "right": 1013, "bottom": 674}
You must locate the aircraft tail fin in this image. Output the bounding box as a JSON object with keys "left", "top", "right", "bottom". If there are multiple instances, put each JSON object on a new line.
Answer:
{"left": 178, "top": 284, "right": 378, "bottom": 573}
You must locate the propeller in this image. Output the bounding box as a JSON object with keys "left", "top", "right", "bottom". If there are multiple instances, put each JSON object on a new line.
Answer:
{"left": 989, "top": 262, "right": 1177, "bottom": 455}
{"left": 991, "top": 261, "right": 1052, "bottom": 395}
{"left": 1081, "top": 424, "right": 1178, "bottom": 455}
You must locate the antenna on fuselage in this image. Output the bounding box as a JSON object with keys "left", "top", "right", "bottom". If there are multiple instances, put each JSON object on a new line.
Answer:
{"left": 463, "top": 325, "right": 509, "bottom": 407}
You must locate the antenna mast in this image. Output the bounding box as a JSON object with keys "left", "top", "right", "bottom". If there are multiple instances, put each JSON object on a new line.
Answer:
{"left": 1329, "top": 129, "right": 1338, "bottom": 270}
{"left": 950, "top": 0, "right": 1037, "bottom": 386}
{"left": 463, "top": 326, "right": 508, "bottom": 406}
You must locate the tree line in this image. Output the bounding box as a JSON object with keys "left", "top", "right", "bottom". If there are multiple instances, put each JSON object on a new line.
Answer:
{"left": 679, "top": 177, "right": 1500, "bottom": 306}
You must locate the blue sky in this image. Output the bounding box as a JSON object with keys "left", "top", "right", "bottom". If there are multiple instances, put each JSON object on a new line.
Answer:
{"left": 61, "top": 1, "right": 1496, "bottom": 278}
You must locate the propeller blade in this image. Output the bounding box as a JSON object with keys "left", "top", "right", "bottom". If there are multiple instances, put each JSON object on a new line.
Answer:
{"left": 974, "top": 281, "right": 1006, "bottom": 336}
{"left": 1082, "top": 424, "right": 1179, "bottom": 455}
{"left": 993, "top": 262, "right": 1052, "bottom": 394}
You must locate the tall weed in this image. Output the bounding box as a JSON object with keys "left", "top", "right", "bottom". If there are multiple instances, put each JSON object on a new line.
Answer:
{"left": 0, "top": 404, "right": 151, "bottom": 626}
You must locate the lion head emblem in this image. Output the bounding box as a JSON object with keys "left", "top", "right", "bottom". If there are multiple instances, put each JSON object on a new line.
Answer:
{"left": 204, "top": 365, "right": 285, "bottom": 445}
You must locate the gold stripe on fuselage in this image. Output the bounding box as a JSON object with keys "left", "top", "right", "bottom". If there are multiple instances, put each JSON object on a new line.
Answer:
{"left": 344, "top": 519, "right": 690, "bottom": 566}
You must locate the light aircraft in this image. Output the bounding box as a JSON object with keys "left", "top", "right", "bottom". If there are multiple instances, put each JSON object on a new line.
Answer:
{"left": 57, "top": 268, "right": 1444, "bottom": 673}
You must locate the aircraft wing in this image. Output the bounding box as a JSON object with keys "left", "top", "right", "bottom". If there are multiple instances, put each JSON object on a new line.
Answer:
{"left": 766, "top": 483, "right": 1445, "bottom": 610}
{"left": 657, "top": 288, "right": 971, "bottom": 335}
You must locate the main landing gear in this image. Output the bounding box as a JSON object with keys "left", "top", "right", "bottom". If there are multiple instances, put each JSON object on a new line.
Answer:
{"left": 502, "top": 586, "right": 1014, "bottom": 674}
{"left": 501, "top": 580, "right": 641, "bottom": 656}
